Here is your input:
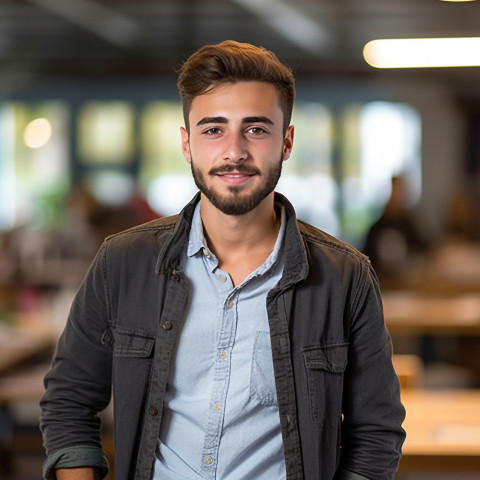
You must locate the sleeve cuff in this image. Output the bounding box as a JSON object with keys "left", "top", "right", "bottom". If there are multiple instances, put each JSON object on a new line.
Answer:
{"left": 42, "top": 445, "right": 109, "bottom": 480}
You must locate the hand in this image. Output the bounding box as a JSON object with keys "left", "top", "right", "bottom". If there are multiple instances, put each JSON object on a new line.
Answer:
{"left": 55, "top": 468, "right": 100, "bottom": 480}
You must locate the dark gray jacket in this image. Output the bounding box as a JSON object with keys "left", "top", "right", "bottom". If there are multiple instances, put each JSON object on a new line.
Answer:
{"left": 40, "top": 192, "right": 405, "bottom": 480}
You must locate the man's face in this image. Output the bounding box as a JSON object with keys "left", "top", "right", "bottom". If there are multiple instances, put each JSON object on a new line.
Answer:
{"left": 180, "top": 81, "right": 294, "bottom": 216}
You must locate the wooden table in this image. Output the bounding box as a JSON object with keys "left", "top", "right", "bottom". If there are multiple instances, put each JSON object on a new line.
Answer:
{"left": 0, "top": 315, "right": 56, "bottom": 375}
{"left": 383, "top": 291, "right": 480, "bottom": 335}
{"left": 399, "top": 388, "right": 480, "bottom": 473}
{"left": 0, "top": 364, "right": 49, "bottom": 402}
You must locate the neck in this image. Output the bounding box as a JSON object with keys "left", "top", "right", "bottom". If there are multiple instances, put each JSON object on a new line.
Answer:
{"left": 199, "top": 193, "right": 281, "bottom": 285}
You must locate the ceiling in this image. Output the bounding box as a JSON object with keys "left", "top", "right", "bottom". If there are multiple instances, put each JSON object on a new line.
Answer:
{"left": 1, "top": 0, "right": 480, "bottom": 97}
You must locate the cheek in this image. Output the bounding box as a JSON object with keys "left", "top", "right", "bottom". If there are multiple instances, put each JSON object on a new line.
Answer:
{"left": 190, "top": 140, "right": 218, "bottom": 162}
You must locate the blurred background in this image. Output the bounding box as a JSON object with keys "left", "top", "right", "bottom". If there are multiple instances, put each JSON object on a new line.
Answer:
{"left": 0, "top": 0, "right": 480, "bottom": 478}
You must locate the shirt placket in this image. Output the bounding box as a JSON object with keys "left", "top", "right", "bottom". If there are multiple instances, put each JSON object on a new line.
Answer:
{"left": 200, "top": 259, "right": 238, "bottom": 479}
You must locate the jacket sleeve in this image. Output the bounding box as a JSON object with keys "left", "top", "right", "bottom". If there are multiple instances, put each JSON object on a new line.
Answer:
{"left": 42, "top": 446, "right": 109, "bottom": 480}
{"left": 39, "top": 243, "right": 112, "bottom": 479}
{"left": 339, "top": 261, "right": 406, "bottom": 479}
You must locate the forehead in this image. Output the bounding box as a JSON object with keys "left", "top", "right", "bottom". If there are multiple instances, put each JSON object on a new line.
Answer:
{"left": 189, "top": 81, "right": 283, "bottom": 121}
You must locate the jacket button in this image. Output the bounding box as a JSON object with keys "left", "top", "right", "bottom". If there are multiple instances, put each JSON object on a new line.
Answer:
{"left": 162, "top": 321, "right": 173, "bottom": 330}
{"left": 148, "top": 406, "right": 158, "bottom": 416}
{"left": 172, "top": 270, "right": 180, "bottom": 282}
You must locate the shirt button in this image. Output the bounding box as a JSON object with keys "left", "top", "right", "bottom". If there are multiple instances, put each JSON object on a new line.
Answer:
{"left": 218, "top": 275, "right": 227, "bottom": 283}
{"left": 205, "top": 457, "right": 213, "bottom": 465}
{"left": 213, "top": 402, "right": 221, "bottom": 411}
{"left": 219, "top": 351, "right": 227, "bottom": 360}
{"left": 148, "top": 406, "right": 158, "bottom": 416}
{"left": 202, "top": 247, "right": 210, "bottom": 257}
{"left": 226, "top": 300, "right": 234, "bottom": 309}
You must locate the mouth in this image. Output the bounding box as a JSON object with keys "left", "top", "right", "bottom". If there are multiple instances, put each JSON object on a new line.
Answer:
{"left": 216, "top": 172, "right": 254, "bottom": 185}
{"left": 209, "top": 165, "right": 259, "bottom": 184}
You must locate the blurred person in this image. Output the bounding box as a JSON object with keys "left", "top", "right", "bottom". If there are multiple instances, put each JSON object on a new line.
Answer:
{"left": 57, "top": 183, "right": 104, "bottom": 261}
{"left": 424, "top": 182, "right": 480, "bottom": 380}
{"left": 426, "top": 181, "right": 480, "bottom": 286}
{"left": 363, "top": 175, "right": 427, "bottom": 284}
{"left": 443, "top": 181, "right": 480, "bottom": 242}
{"left": 40, "top": 41, "right": 405, "bottom": 480}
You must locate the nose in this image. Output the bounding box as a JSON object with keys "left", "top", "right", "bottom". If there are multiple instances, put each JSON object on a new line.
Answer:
{"left": 223, "top": 131, "right": 247, "bottom": 163}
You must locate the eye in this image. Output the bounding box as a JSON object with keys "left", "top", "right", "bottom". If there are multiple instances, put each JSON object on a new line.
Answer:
{"left": 203, "top": 127, "right": 222, "bottom": 135}
{"left": 247, "top": 126, "right": 267, "bottom": 135}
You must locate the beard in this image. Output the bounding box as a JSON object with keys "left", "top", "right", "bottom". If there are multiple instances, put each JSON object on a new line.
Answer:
{"left": 190, "top": 158, "right": 283, "bottom": 216}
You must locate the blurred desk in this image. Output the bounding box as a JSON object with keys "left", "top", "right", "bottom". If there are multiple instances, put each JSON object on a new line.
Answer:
{"left": 399, "top": 388, "right": 480, "bottom": 472}
{"left": 0, "top": 364, "right": 48, "bottom": 402}
{"left": 0, "top": 317, "right": 55, "bottom": 376}
{"left": 383, "top": 292, "right": 480, "bottom": 335}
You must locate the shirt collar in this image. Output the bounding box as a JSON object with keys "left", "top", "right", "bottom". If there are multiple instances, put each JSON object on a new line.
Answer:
{"left": 187, "top": 201, "right": 208, "bottom": 257}
{"left": 186, "top": 200, "right": 286, "bottom": 274}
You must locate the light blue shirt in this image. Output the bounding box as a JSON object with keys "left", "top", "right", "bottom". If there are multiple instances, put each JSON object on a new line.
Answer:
{"left": 153, "top": 201, "right": 287, "bottom": 480}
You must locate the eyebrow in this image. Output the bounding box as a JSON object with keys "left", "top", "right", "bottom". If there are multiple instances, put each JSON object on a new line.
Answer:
{"left": 196, "top": 116, "right": 275, "bottom": 127}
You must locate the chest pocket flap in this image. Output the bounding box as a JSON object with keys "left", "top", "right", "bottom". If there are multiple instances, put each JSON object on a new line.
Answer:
{"left": 102, "top": 326, "right": 154, "bottom": 358}
{"left": 303, "top": 343, "right": 348, "bottom": 373}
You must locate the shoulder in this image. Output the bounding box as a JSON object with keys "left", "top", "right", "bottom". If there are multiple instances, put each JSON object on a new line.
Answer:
{"left": 97, "top": 215, "right": 181, "bottom": 267}
{"left": 297, "top": 219, "right": 371, "bottom": 268}
{"left": 295, "top": 220, "right": 381, "bottom": 316}
{"left": 104, "top": 215, "right": 178, "bottom": 246}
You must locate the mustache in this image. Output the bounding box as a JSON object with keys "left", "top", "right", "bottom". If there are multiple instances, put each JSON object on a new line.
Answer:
{"left": 209, "top": 164, "right": 260, "bottom": 176}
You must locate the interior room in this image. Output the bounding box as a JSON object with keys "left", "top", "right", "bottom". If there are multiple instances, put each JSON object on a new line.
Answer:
{"left": 1, "top": 1, "right": 480, "bottom": 479}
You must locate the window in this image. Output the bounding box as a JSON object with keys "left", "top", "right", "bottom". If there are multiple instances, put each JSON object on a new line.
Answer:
{"left": 78, "top": 101, "right": 135, "bottom": 165}
{"left": 140, "top": 101, "right": 196, "bottom": 216}
{"left": 0, "top": 101, "right": 70, "bottom": 230}
{"left": 340, "top": 101, "right": 422, "bottom": 245}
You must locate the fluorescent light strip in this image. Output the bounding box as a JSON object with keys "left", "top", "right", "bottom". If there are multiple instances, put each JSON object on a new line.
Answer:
{"left": 231, "top": 0, "right": 331, "bottom": 56}
{"left": 363, "top": 37, "right": 480, "bottom": 68}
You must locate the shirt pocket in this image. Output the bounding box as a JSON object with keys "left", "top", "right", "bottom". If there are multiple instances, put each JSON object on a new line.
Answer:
{"left": 249, "top": 331, "right": 278, "bottom": 407}
{"left": 303, "top": 343, "right": 348, "bottom": 428}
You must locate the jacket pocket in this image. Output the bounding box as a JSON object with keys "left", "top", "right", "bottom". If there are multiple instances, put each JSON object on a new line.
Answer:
{"left": 303, "top": 343, "right": 348, "bottom": 427}
{"left": 102, "top": 326, "right": 155, "bottom": 394}
{"left": 102, "top": 326, "right": 154, "bottom": 358}
{"left": 250, "top": 331, "right": 278, "bottom": 406}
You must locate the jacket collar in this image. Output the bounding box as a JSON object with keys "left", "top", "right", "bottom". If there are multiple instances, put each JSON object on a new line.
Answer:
{"left": 274, "top": 192, "right": 309, "bottom": 288}
{"left": 155, "top": 191, "right": 309, "bottom": 286}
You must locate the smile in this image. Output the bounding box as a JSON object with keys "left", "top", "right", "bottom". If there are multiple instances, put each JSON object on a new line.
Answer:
{"left": 217, "top": 172, "right": 254, "bottom": 184}
{"left": 220, "top": 173, "right": 253, "bottom": 177}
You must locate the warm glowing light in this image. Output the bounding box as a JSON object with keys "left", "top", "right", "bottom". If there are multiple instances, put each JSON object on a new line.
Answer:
{"left": 23, "top": 117, "right": 52, "bottom": 148}
{"left": 439, "top": 1, "right": 478, "bottom": 3}
{"left": 363, "top": 37, "right": 480, "bottom": 68}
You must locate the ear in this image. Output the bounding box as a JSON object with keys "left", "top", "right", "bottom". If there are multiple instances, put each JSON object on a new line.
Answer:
{"left": 282, "top": 125, "right": 294, "bottom": 162}
{"left": 180, "top": 127, "right": 191, "bottom": 164}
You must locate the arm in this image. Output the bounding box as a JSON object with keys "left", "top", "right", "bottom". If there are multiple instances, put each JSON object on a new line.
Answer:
{"left": 56, "top": 468, "right": 100, "bottom": 480}
{"left": 339, "top": 264, "right": 406, "bottom": 479}
{"left": 40, "top": 245, "right": 112, "bottom": 479}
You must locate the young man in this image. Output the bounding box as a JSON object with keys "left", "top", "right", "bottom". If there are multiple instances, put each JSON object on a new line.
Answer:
{"left": 40, "top": 41, "right": 405, "bottom": 480}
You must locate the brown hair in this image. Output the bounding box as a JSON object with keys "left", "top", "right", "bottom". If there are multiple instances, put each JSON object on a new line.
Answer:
{"left": 177, "top": 40, "right": 295, "bottom": 132}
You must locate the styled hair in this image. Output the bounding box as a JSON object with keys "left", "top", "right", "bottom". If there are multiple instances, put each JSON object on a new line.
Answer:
{"left": 177, "top": 40, "right": 295, "bottom": 132}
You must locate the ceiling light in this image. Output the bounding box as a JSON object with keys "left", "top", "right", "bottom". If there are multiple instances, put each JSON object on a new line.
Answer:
{"left": 363, "top": 37, "right": 480, "bottom": 68}
{"left": 231, "top": 0, "right": 331, "bottom": 56}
